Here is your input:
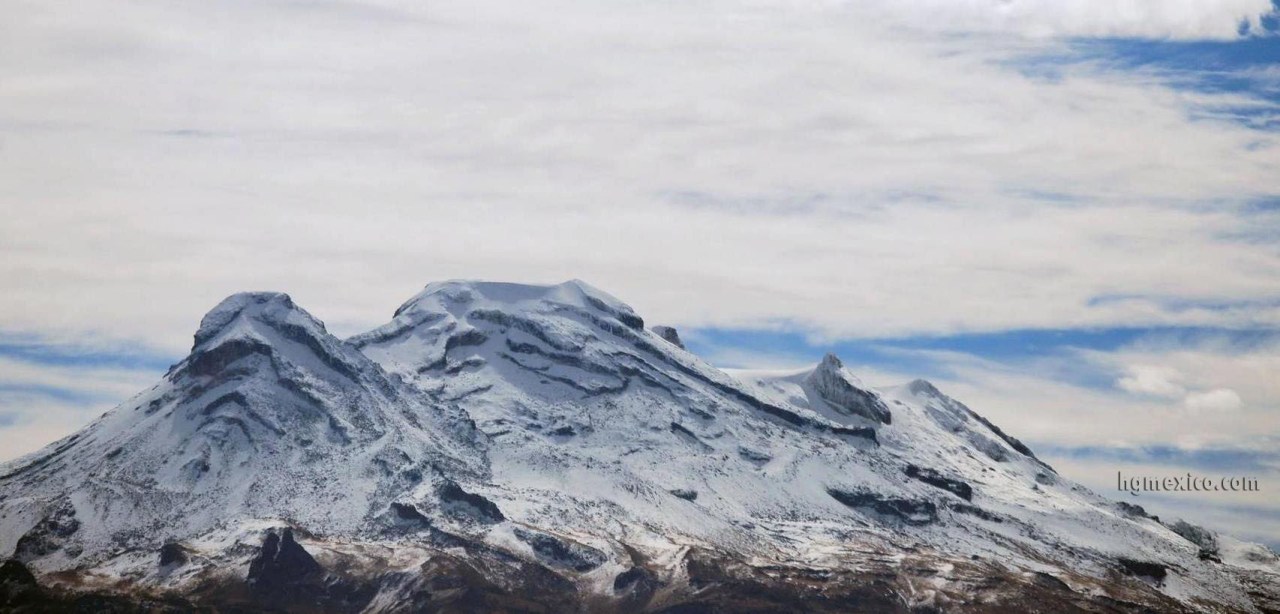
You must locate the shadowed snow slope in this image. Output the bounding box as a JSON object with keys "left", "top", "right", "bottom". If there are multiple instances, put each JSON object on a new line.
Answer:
{"left": 0, "top": 281, "right": 1276, "bottom": 613}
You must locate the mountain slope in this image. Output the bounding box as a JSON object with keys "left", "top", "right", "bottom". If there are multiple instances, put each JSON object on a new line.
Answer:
{"left": 1, "top": 281, "right": 1276, "bottom": 613}
{"left": 0, "top": 293, "right": 485, "bottom": 572}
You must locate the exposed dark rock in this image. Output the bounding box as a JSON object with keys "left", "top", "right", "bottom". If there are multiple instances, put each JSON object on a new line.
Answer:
{"left": 0, "top": 559, "right": 39, "bottom": 606}
{"left": 613, "top": 565, "right": 657, "bottom": 593}
{"left": 652, "top": 326, "right": 685, "bottom": 349}
{"left": 0, "top": 560, "right": 37, "bottom": 587}
{"left": 905, "top": 464, "right": 973, "bottom": 501}
{"left": 274, "top": 321, "right": 365, "bottom": 382}
{"left": 670, "top": 489, "right": 698, "bottom": 501}
{"left": 438, "top": 480, "right": 506, "bottom": 523}
{"left": 469, "top": 309, "right": 583, "bottom": 353}
{"left": 390, "top": 502, "right": 432, "bottom": 528}
{"left": 948, "top": 502, "right": 1003, "bottom": 523}
{"left": 13, "top": 504, "right": 80, "bottom": 562}
{"left": 737, "top": 447, "right": 772, "bottom": 464}
{"left": 1198, "top": 550, "right": 1222, "bottom": 563}
{"left": 1116, "top": 501, "right": 1157, "bottom": 520}
{"left": 1032, "top": 571, "right": 1072, "bottom": 592}
{"left": 806, "top": 354, "right": 892, "bottom": 425}
{"left": 198, "top": 391, "right": 285, "bottom": 437}
{"left": 158, "top": 542, "right": 188, "bottom": 568}
{"left": 832, "top": 424, "right": 879, "bottom": 444}
{"left": 183, "top": 337, "right": 274, "bottom": 379}
{"left": 237, "top": 528, "right": 381, "bottom": 612}
{"left": 443, "top": 355, "right": 486, "bottom": 374}
{"left": 1118, "top": 558, "right": 1168, "bottom": 583}
{"left": 826, "top": 489, "right": 938, "bottom": 526}
{"left": 583, "top": 294, "right": 645, "bottom": 331}
{"left": 669, "top": 422, "right": 713, "bottom": 452}
{"left": 444, "top": 329, "right": 489, "bottom": 354}
{"left": 246, "top": 528, "right": 322, "bottom": 590}
{"left": 500, "top": 352, "right": 630, "bottom": 396}
{"left": 549, "top": 425, "right": 577, "bottom": 437}
{"left": 1168, "top": 520, "right": 1218, "bottom": 556}
{"left": 512, "top": 528, "right": 607, "bottom": 572}
{"left": 0, "top": 559, "right": 57, "bottom": 612}
{"left": 677, "top": 547, "right": 907, "bottom": 613}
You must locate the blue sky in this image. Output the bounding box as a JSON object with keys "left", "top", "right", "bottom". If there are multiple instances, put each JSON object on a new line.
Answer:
{"left": 2, "top": 0, "right": 1278, "bottom": 546}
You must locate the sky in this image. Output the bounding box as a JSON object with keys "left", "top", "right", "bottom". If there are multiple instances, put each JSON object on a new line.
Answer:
{"left": 2, "top": 0, "right": 1279, "bottom": 546}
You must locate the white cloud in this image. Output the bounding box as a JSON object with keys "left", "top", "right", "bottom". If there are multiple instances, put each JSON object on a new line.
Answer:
{"left": 1, "top": 0, "right": 1278, "bottom": 356}
{"left": 0, "top": 355, "right": 161, "bottom": 401}
{"left": 1117, "top": 365, "right": 1187, "bottom": 398}
{"left": 0, "top": 355, "right": 162, "bottom": 462}
{"left": 843, "top": 332, "right": 1280, "bottom": 453}
{"left": 853, "top": 0, "right": 1277, "bottom": 40}
{"left": 1185, "top": 388, "right": 1244, "bottom": 412}
{"left": 1115, "top": 363, "right": 1247, "bottom": 412}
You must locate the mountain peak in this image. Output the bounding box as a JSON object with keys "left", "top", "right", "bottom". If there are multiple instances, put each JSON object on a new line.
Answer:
{"left": 192, "top": 292, "right": 325, "bottom": 349}
{"left": 804, "top": 352, "right": 892, "bottom": 424}
{"left": 358, "top": 279, "right": 647, "bottom": 360}
{"left": 393, "top": 279, "right": 637, "bottom": 320}
{"left": 817, "top": 352, "right": 844, "bottom": 370}
{"left": 907, "top": 378, "right": 942, "bottom": 397}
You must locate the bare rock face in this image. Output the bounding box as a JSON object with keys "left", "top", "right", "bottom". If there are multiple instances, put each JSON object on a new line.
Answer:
{"left": 247, "top": 528, "right": 322, "bottom": 589}
{"left": 905, "top": 463, "right": 973, "bottom": 501}
{"left": 651, "top": 325, "right": 685, "bottom": 349}
{"left": 438, "top": 480, "right": 505, "bottom": 523}
{"left": 806, "top": 354, "right": 892, "bottom": 424}
{"left": 826, "top": 488, "right": 938, "bottom": 526}
{"left": 0, "top": 559, "right": 39, "bottom": 606}
{"left": 158, "top": 542, "right": 188, "bottom": 568}
{"left": 12, "top": 504, "right": 79, "bottom": 562}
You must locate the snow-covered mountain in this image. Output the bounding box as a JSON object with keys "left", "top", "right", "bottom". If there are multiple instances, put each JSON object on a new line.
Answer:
{"left": 1, "top": 281, "right": 1276, "bottom": 613}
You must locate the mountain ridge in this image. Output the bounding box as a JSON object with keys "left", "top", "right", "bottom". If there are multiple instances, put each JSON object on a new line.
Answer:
{"left": 1, "top": 279, "right": 1277, "bottom": 613}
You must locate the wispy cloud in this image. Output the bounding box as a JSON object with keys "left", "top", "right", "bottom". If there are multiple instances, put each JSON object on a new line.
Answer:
{"left": 0, "top": 344, "right": 165, "bottom": 461}
{"left": 2, "top": 0, "right": 1279, "bottom": 355}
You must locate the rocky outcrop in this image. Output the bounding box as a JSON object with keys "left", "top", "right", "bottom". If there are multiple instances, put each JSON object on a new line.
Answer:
{"left": 1118, "top": 558, "right": 1168, "bottom": 583}
{"left": 247, "top": 529, "right": 322, "bottom": 589}
{"left": 826, "top": 488, "right": 938, "bottom": 526}
{"left": 438, "top": 480, "right": 505, "bottom": 523}
{"left": 1169, "top": 520, "right": 1220, "bottom": 562}
{"left": 651, "top": 325, "right": 685, "bottom": 349}
{"left": 905, "top": 464, "right": 973, "bottom": 501}
{"left": 513, "top": 528, "right": 607, "bottom": 572}
{"left": 807, "top": 354, "right": 892, "bottom": 424}
{"left": 0, "top": 559, "right": 40, "bottom": 608}
{"left": 13, "top": 504, "right": 79, "bottom": 562}
{"left": 158, "top": 542, "right": 188, "bottom": 568}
